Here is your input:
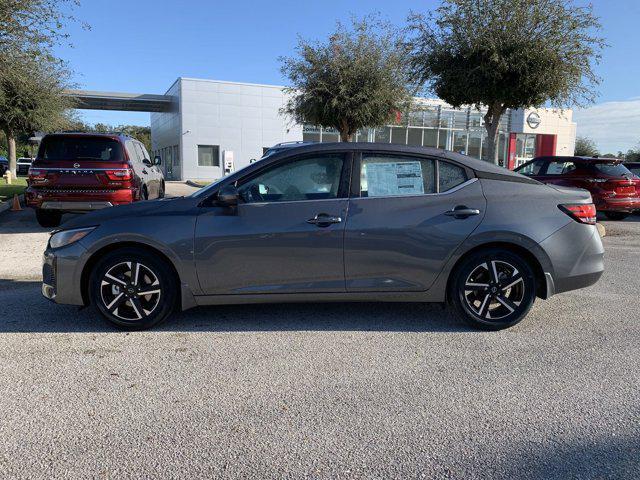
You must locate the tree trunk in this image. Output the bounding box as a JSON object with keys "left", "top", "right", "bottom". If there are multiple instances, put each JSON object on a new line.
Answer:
{"left": 339, "top": 121, "right": 353, "bottom": 142}
{"left": 5, "top": 128, "right": 16, "bottom": 176}
{"left": 484, "top": 104, "right": 505, "bottom": 166}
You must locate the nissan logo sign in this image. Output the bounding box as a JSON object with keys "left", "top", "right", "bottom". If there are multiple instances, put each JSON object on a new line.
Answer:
{"left": 527, "top": 112, "right": 541, "bottom": 129}
{"left": 73, "top": 163, "right": 80, "bottom": 168}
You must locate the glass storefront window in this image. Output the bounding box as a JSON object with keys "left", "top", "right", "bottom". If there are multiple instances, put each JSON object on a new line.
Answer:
{"left": 374, "top": 127, "right": 391, "bottom": 143}
{"left": 468, "top": 131, "right": 482, "bottom": 159}
{"left": 438, "top": 130, "right": 448, "bottom": 150}
{"left": 453, "top": 131, "right": 468, "bottom": 154}
{"left": 391, "top": 127, "right": 407, "bottom": 144}
{"left": 423, "top": 129, "right": 438, "bottom": 148}
{"left": 321, "top": 128, "right": 340, "bottom": 143}
{"left": 407, "top": 128, "right": 423, "bottom": 146}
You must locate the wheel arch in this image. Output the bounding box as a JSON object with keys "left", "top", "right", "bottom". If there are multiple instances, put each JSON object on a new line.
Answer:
{"left": 80, "top": 241, "right": 182, "bottom": 308}
{"left": 445, "top": 241, "right": 549, "bottom": 301}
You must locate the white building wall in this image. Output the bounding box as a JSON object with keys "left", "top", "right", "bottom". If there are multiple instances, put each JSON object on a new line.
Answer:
{"left": 511, "top": 107, "right": 577, "bottom": 156}
{"left": 150, "top": 79, "right": 182, "bottom": 180}
{"left": 179, "top": 78, "right": 301, "bottom": 180}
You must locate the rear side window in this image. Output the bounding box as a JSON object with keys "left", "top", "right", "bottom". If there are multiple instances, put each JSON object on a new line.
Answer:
{"left": 587, "top": 162, "right": 634, "bottom": 177}
{"left": 517, "top": 159, "right": 544, "bottom": 176}
{"left": 438, "top": 161, "right": 467, "bottom": 192}
{"left": 360, "top": 155, "right": 435, "bottom": 198}
{"left": 39, "top": 136, "right": 124, "bottom": 162}
{"left": 545, "top": 161, "right": 576, "bottom": 175}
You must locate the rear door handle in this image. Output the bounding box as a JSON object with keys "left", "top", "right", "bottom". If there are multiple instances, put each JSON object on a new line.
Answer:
{"left": 307, "top": 213, "right": 342, "bottom": 227}
{"left": 445, "top": 206, "right": 481, "bottom": 219}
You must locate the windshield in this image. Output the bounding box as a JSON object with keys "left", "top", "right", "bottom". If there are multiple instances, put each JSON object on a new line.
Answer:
{"left": 586, "top": 162, "right": 635, "bottom": 177}
{"left": 38, "top": 136, "right": 124, "bottom": 162}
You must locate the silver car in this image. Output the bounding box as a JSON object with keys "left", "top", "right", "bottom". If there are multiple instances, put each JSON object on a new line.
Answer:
{"left": 42, "top": 143, "right": 604, "bottom": 330}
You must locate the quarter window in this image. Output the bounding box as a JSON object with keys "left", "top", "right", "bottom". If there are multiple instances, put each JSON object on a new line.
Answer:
{"left": 198, "top": 145, "right": 220, "bottom": 167}
{"left": 360, "top": 155, "right": 435, "bottom": 198}
{"left": 238, "top": 155, "right": 344, "bottom": 204}
{"left": 439, "top": 161, "right": 467, "bottom": 192}
{"left": 517, "top": 159, "right": 544, "bottom": 176}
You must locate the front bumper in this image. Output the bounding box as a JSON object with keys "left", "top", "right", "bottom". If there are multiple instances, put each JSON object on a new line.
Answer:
{"left": 596, "top": 196, "right": 640, "bottom": 213}
{"left": 41, "top": 242, "right": 88, "bottom": 306}
{"left": 26, "top": 187, "right": 135, "bottom": 211}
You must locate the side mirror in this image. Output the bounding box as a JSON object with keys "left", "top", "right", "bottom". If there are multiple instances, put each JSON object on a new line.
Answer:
{"left": 143, "top": 158, "right": 152, "bottom": 167}
{"left": 217, "top": 184, "right": 240, "bottom": 206}
{"left": 153, "top": 155, "right": 162, "bottom": 166}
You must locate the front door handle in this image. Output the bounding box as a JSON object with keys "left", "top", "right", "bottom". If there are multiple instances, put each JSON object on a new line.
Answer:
{"left": 307, "top": 213, "right": 342, "bottom": 227}
{"left": 445, "top": 206, "right": 481, "bottom": 219}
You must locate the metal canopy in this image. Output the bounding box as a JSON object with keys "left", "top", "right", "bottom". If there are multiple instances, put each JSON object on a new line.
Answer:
{"left": 64, "top": 89, "right": 174, "bottom": 113}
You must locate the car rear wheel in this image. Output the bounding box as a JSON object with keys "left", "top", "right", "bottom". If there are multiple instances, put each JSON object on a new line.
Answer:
{"left": 158, "top": 182, "right": 165, "bottom": 198}
{"left": 604, "top": 211, "right": 629, "bottom": 220}
{"left": 89, "top": 248, "right": 177, "bottom": 330}
{"left": 449, "top": 249, "right": 536, "bottom": 330}
{"left": 35, "top": 209, "right": 62, "bottom": 228}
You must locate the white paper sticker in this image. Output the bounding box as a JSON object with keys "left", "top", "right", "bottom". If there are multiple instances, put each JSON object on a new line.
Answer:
{"left": 366, "top": 161, "right": 424, "bottom": 197}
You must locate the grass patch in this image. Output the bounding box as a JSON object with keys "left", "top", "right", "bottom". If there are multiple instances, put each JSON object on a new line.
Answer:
{"left": 0, "top": 177, "right": 28, "bottom": 203}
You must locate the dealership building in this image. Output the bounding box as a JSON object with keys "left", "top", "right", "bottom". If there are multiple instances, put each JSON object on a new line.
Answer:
{"left": 146, "top": 77, "right": 577, "bottom": 181}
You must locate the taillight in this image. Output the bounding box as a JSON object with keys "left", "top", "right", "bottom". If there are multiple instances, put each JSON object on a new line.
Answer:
{"left": 28, "top": 168, "right": 47, "bottom": 182}
{"left": 105, "top": 169, "right": 132, "bottom": 181}
{"left": 559, "top": 203, "right": 597, "bottom": 225}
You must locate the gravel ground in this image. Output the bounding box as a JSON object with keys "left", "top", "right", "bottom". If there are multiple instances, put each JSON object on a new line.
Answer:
{"left": 0, "top": 195, "right": 638, "bottom": 479}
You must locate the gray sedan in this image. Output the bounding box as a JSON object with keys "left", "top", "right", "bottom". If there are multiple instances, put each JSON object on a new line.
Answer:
{"left": 42, "top": 143, "right": 604, "bottom": 330}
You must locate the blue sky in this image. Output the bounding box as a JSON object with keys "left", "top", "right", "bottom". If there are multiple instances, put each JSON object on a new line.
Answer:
{"left": 57, "top": 0, "right": 640, "bottom": 153}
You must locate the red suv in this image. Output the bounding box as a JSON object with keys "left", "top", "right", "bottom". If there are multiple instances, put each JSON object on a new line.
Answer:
{"left": 26, "top": 133, "right": 165, "bottom": 227}
{"left": 515, "top": 156, "right": 640, "bottom": 220}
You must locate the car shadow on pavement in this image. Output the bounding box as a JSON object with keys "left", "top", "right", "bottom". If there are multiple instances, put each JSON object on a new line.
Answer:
{"left": 0, "top": 280, "right": 471, "bottom": 333}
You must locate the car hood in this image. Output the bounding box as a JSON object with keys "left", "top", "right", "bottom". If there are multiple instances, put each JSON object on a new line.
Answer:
{"left": 61, "top": 197, "right": 194, "bottom": 230}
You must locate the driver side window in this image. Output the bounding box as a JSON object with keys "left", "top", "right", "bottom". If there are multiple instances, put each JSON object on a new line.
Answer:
{"left": 237, "top": 155, "right": 344, "bottom": 204}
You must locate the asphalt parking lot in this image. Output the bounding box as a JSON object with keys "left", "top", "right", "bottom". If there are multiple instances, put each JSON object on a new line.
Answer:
{"left": 0, "top": 185, "right": 638, "bottom": 479}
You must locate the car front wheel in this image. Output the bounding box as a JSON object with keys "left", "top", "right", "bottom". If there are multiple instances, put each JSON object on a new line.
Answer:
{"left": 449, "top": 249, "right": 537, "bottom": 330}
{"left": 89, "top": 248, "right": 177, "bottom": 330}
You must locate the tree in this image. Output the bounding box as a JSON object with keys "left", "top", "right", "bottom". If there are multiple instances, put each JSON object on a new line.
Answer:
{"left": 0, "top": 0, "right": 85, "bottom": 71}
{"left": 0, "top": 56, "right": 73, "bottom": 175}
{"left": 407, "top": 0, "right": 605, "bottom": 164}
{"left": 574, "top": 136, "right": 599, "bottom": 157}
{"left": 280, "top": 16, "right": 414, "bottom": 142}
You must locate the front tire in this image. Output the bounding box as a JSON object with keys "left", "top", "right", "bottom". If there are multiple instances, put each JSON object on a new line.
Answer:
{"left": 35, "top": 209, "right": 62, "bottom": 228}
{"left": 604, "top": 211, "right": 629, "bottom": 221}
{"left": 89, "top": 248, "right": 177, "bottom": 330}
{"left": 449, "top": 249, "right": 536, "bottom": 330}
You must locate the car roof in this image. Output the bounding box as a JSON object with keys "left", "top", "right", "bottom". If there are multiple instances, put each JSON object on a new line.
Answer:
{"left": 241, "top": 142, "right": 533, "bottom": 183}
{"left": 532, "top": 155, "right": 623, "bottom": 163}
{"left": 42, "top": 132, "right": 134, "bottom": 142}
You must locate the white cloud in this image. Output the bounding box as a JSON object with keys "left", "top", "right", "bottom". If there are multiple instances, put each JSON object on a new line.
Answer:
{"left": 573, "top": 99, "right": 640, "bottom": 154}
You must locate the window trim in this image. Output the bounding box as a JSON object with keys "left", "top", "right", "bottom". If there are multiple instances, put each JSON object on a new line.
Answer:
{"left": 197, "top": 144, "right": 220, "bottom": 168}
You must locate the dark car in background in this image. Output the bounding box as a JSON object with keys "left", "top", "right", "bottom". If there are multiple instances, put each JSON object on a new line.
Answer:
{"left": 515, "top": 156, "right": 640, "bottom": 220}
{"left": 0, "top": 156, "right": 8, "bottom": 176}
{"left": 26, "top": 133, "right": 165, "bottom": 227}
{"left": 625, "top": 162, "right": 640, "bottom": 178}
{"left": 41, "top": 143, "right": 603, "bottom": 331}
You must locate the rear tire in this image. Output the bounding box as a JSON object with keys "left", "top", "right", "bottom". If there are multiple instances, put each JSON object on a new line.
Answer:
{"left": 604, "top": 211, "right": 629, "bottom": 220}
{"left": 89, "top": 247, "right": 178, "bottom": 330}
{"left": 35, "top": 209, "right": 62, "bottom": 228}
{"left": 449, "top": 248, "right": 537, "bottom": 330}
{"left": 158, "top": 182, "right": 165, "bottom": 198}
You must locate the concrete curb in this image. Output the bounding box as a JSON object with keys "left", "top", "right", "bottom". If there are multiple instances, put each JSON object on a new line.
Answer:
{"left": 596, "top": 223, "right": 606, "bottom": 237}
{"left": 0, "top": 194, "right": 24, "bottom": 215}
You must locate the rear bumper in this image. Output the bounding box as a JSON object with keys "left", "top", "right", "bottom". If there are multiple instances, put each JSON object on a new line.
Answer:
{"left": 26, "top": 187, "right": 135, "bottom": 211}
{"left": 540, "top": 222, "right": 604, "bottom": 296}
{"left": 596, "top": 196, "right": 640, "bottom": 212}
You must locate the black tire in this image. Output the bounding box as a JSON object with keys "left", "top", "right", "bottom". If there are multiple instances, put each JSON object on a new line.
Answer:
{"left": 89, "top": 247, "right": 178, "bottom": 330}
{"left": 604, "top": 211, "right": 629, "bottom": 221}
{"left": 449, "top": 248, "right": 536, "bottom": 330}
{"left": 141, "top": 185, "right": 149, "bottom": 200}
{"left": 35, "top": 209, "right": 62, "bottom": 228}
{"left": 158, "top": 182, "right": 165, "bottom": 198}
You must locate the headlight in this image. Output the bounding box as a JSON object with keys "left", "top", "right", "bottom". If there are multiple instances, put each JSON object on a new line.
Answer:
{"left": 49, "top": 227, "right": 96, "bottom": 249}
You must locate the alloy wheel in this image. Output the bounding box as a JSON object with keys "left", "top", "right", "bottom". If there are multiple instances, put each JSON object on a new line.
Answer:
{"left": 100, "top": 261, "right": 162, "bottom": 321}
{"left": 463, "top": 260, "right": 525, "bottom": 321}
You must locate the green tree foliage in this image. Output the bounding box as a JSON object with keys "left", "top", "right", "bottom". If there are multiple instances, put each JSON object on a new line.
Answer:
{"left": 0, "top": 0, "right": 85, "bottom": 70}
{"left": 407, "top": 0, "right": 605, "bottom": 164}
{"left": 0, "top": 57, "right": 73, "bottom": 174}
{"left": 280, "top": 16, "right": 414, "bottom": 142}
{"left": 574, "top": 136, "right": 599, "bottom": 157}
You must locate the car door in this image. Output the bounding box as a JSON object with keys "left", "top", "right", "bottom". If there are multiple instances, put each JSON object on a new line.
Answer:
{"left": 194, "top": 152, "right": 351, "bottom": 295}
{"left": 343, "top": 152, "right": 486, "bottom": 292}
